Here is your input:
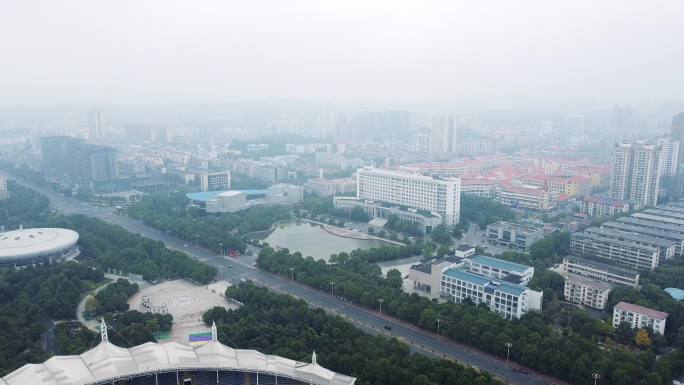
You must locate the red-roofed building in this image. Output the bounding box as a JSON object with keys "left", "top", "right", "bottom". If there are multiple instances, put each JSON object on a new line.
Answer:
{"left": 496, "top": 182, "right": 558, "bottom": 211}
{"left": 612, "top": 301, "right": 668, "bottom": 334}
{"left": 581, "top": 195, "right": 630, "bottom": 217}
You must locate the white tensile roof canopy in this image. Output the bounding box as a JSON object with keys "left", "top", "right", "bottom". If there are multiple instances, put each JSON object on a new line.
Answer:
{"left": 2, "top": 321, "right": 356, "bottom": 385}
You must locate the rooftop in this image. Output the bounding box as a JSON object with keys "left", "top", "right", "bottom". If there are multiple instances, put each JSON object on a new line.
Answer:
{"left": 563, "top": 255, "right": 639, "bottom": 276}
{"left": 2, "top": 322, "right": 356, "bottom": 385}
{"left": 0, "top": 228, "right": 79, "bottom": 260}
{"left": 443, "top": 268, "right": 527, "bottom": 296}
{"left": 468, "top": 255, "right": 532, "bottom": 274}
{"left": 565, "top": 273, "right": 613, "bottom": 291}
{"left": 614, "top": 301, "right": 668, "bottom": 320}
{"left": 584, "top": 227, "right": 677, "bottom": 248}
{"left": 584, "top": 195, "right": 628, "bottom": 207}
{"left": 601, "top": 221, "right": 684, "bottom": 241}
{"left": 456, "top": 244, "right": 474, "bottom": 252}
{"left": 186, "top": 189, "right": 270, "bottom": 202}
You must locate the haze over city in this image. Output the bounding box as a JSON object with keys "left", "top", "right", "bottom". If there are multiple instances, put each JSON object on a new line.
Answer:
{"left": 1, "top": 0, "right": 683, "bottom": 109}
{"left": 1, "top": 2, "right": 684, "bottom": 385}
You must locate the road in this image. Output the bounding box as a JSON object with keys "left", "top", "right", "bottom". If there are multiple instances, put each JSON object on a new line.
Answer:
{"left": 14, "top": 178, "right": 566, "bottom": 385}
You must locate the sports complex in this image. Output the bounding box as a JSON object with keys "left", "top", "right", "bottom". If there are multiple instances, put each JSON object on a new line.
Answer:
{"left": 0, "top": 227, "right": 80, "bottom": 267}
{"left": 2, "top": 321, "right": 356, "bottom": 385}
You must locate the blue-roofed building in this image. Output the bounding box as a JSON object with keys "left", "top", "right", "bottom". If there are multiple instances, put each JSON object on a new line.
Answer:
{"left": 186, "top": 185, "right": 303, "bottom": 213}
{"left": 464, "top": 255, "right": 535, "bottom": 285}
{"left": 441, "top": 268, "right": 542, "bottom": 320}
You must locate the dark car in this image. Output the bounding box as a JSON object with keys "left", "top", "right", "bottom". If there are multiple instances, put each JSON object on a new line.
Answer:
{"left": 383, "top": 325, "right": 392, "bottom": 331}
{"left": 518, "top": 369, "right": 529, "bottom": 374}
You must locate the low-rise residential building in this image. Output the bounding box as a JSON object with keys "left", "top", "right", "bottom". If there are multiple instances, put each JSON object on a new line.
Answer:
{"left": 570, "top": 231, "right": 660, "bottom": 270}
{"left": 464, "top": 255, "right": 534, "bottom": 285}
{"left": 333, "top": 197, "right": 442, "bottom": 233}
{"left": 441, "top": 268, "right": 543, "bottom": 320}
{"left": 581, "top": 195, "right": 630, "bottom": 217}
{"left": 485, "top": 221, "right": 545, "bottom": 251}
{"left": 408, "top": 256, "right": 464, "bottom": 299}
{"left": 631, "top": 212, "right": 684, "bottom": 229}
{"left": 584, "top": 227, "right": 677, "bottom": 262}
{"left": 563, "top": 274, "right": 612, "bottom": 310}
{"left": 601, "top": 220, "right": 684, "bottom": 258}
{"left": 562, "top": 256, "right": 640, "bottom": 287}
{"left": 613, "top": 302, "right": 668, "bottom": 335}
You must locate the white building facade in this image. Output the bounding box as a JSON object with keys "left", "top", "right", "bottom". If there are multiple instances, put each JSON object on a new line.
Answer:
{"left": 356, "top": 167, "right": 461, "bottom": 225}
{"left": 613, "top": 301, "right": 668, "bottom": 335}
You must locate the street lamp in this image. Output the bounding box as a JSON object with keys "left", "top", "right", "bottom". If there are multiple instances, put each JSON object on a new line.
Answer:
{"left": 289, "top": 268, "right": 294, "bottom": 281}
{"left": 195, "top": 234, "right": 200, "bottom": 248}
{"left": 330, "top": 281, "right": 335, "bottom": 297}
{"left": 218, "top": 242, "right": 223, "bottom": 256}
{"left": 592, "top": 373, "right": 601, "bottom": 385}
{"left": 436, "top": 317, "right": 442, "bottom": 335}
{"left": 378, "top": 298, "right": 384, "bottom": 316}
{"left": 505, "top": 342, "right": 513, "bottom": 365}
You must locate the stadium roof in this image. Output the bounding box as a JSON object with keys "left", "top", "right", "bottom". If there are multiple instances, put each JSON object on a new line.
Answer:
{"left": 0, "top": 228, "right": 79, "bottom": 260}
{"left": 3, "top": 321, "right": 356, "bottom": 385}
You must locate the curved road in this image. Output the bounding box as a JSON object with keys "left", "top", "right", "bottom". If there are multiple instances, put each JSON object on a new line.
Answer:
{"left": 14, "top": 178, "right": 567, "bottom": 385}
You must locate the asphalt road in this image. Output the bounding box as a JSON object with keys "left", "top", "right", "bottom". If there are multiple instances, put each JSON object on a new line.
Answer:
{"left": 14, "top": 179, "right": 566, "bottom": 385}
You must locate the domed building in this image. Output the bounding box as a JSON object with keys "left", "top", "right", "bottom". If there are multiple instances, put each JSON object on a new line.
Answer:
{"left": 0, "top": 227, "right": 80, "bottom": 268}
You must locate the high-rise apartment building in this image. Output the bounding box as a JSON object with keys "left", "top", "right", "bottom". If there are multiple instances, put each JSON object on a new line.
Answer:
{"left": 356, "top": 167, "right": 460, "bottom": 225}
{"left": 430, "top": 115, "right": 457, "bottom": 157}
{"left": 412, "top": 133, "right": 430, "bottom": 155}
{"left": 88, "top": 109, "right": 104, "bottom": 141}
{"left": 671, "top": 113, "right": 684, "bottom": 171}
{"left": 200, "top": 171, "right": 231, "bottom": 192}
{"left": 0, "top": 174, "right": 8, "bottom": 200}
{"left": 657, "top": 137, "right": 679, "bottom": 177}
{"left": 609, "top": 142, "right": 661, "bottom": 207}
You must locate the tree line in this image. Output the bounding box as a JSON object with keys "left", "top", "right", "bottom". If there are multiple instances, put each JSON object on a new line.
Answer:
{"left": 0, "top": 262, "right": 104, "bottom": 371}
{"left": 47, "top": 215, "right": 217, "bottom": 284}
{"left": 204, "top": 283, "right": 505, "bottom": 385}
{"left": 128, "top": 191, "right": 294, "bottom": 253}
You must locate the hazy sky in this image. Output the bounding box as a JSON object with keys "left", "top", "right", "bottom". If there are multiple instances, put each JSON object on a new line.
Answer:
{"left": 0, "top": 0, "right": 682, "bottom": 107}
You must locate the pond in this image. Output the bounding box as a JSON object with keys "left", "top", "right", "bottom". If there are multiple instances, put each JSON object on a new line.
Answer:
{"left": 260, "top": 221, "right": 391, "bottom": 261}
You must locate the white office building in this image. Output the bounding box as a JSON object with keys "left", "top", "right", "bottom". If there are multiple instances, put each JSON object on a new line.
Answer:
{"left": 613, "top": 301, "right": 668, "bottom": 335}
{"left": 200, "top": 170, "right": 231, "bottom": 192}
{"left": 441, "top": 268, "right": 543, "bottom": 320}
{"left": 356, "top": 167, "right": 460, "bottom": 225}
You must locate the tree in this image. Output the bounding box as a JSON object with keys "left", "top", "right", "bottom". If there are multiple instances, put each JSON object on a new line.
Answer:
{"left": 430, "top": 225, "right": 452, "bottom": 245}
{"left": 386, "top": 269, "right": 403, "bottom": 289}
{"left": 635, "top": 329, "right": 652, "bottom": 349}
{"left": 350, "top": 206, "right": 370, "bottom": 222}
